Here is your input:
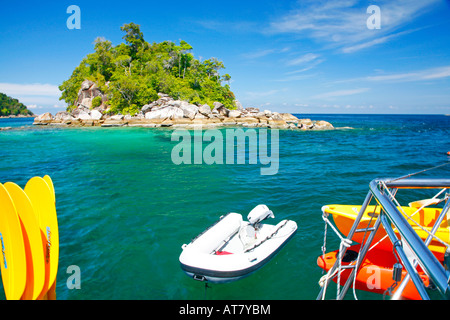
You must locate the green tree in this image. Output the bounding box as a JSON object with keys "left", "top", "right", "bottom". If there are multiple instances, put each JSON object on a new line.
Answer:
{"left": 120, "top": 22, "right": 145, "bottom": 59}
{"left": 92, "top": 37, "right": 114, "bottom": 80}
{"left": 1, "top": 108, "right": 10, "bottom": 116}
{"left": 59, "top": 23, "right": 237, "bottom": 114}
{"left": 108, "top": 74, "right": 158, "bottom": 114}
{"left": 92, "top": 96, "right": 103, "bottom": 108}
{"left": 222, "top": 74, "right": 231, "bottom": 85}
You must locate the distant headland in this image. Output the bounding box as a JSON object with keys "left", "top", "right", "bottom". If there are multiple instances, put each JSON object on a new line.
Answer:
{"left": 0, "top": 92, "right": 34, "bottom": 117}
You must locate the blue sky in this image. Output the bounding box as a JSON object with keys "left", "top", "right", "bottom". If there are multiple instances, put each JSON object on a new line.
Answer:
{"left": 0, "top": 0, "right": 449, "bottom": 115}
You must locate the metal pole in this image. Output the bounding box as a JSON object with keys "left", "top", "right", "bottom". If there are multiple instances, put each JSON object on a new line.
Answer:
{"left": 392, "top": 198, "right": 450, "bottom": 300}
{"left": 337, "top": 216, "right": 383, "bottom": 300}
{"left": 384, "top": 179, "right": 450, "bottom": 189}
{"left": 379, "top": 214, "right": 430, "bottom": 300}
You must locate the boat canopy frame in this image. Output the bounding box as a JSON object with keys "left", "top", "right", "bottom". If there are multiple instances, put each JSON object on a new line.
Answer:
{"left": 318, "top": 178, "right": 450, "bottom": 300}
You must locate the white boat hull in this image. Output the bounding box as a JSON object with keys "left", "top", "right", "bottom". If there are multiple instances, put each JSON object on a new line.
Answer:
{"left": 179, "top": 211, "right": 297, "bottom": 283}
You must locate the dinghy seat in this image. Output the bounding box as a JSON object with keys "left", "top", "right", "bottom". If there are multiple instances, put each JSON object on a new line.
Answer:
{"left": 239, "top": 224, "right": 258, "bottom": 249}
{"left": 191, "top": 212, "right": 243, "bottom": 255}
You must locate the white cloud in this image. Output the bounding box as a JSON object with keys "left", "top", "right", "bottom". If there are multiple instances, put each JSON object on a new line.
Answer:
{"left": 195, "top": 20, "right": 259, "bottom": 34}
{"left": 421, "top": 66, "right": 450, "bottom": 80}
{"left": 286, "top": 58, "right": 325, "bottom": 74}
{"left": 27, "top": 104, "right": 43, "bottom": 110}
{"left": 311, "top": 88, "right": 370, "bottom": 99}
{"left": 268, "top": 0, "right": 440, "bottom": 53}
{"left": 286, "top": 53, "right": 320, "bottom": 66}
{"left": 275, "top": 73, "right": 317, "bottom": 82}
{"left": 279, "top": 53, "right": 324, "bottom": 79}
{"left": 242, "top": 49, "right": 277, "bottom": 59}
{"left": 18, "top": 96, "right": 62, "bottom": 105}
{"left": 242, "top": 47, "right": 290, "bottom": 60}
{"left": 244, "top": 89, "right": 283, "bottom": 99}
{"left": 341, "top": 30, "right": 413, "bottom": 53}
{"left": 0, "top": 83, "right": 60, "bottom": 96}
{"left": 366, "top": 66, "right": 450, "bottom": 82}
{"left": 0, "top": 83, "right": 64, "bottom": 112}
{"left": 366, "top": 72, "right": 418, "bottom": 82}
{"left": 316, "top": 103, "right": 377, "bottom": 110}
{"left": 333, "top": 65, "right": 450, "bottom": 84}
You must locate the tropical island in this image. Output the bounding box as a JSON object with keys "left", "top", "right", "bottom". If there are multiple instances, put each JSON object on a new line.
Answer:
{"left": 0, "top": 93, "right": 34, "bottom": 118}
{"left": 33, "top": 23, "right": 334, "bottom": 130}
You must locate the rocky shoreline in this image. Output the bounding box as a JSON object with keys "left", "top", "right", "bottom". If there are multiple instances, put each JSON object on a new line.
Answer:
{"left": 0, "top": 114, "right": 35, "bottom": 119}
{"left": 32, "top": 80, "right": 335, "bottom": 130}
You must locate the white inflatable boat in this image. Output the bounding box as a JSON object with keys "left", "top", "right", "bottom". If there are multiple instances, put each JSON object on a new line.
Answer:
{"left": 179, "top": 205, "right": 298, "bottom": 283}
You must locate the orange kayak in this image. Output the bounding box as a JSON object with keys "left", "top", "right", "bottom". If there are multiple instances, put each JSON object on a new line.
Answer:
{"left": 317, "top": 244, "right": 430, "bottom": 300}
{"left": 323, "top": 205, "right": 448, "bottom": 261}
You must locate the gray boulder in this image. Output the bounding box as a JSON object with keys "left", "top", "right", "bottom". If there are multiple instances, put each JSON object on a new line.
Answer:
{"left": 245, "top": 107, "right": 260, "bottom": 113}
{"left": 228, "top": 110, "right": 242, "bottom": 118}
{"left": 198, "top": 104, "right": 212, "bottom": 116}
{"left": 313, "top": 120, "right": 334, "bottom": 130}
{"left": 234, "top": 99, "right": 244, "bottom": 111}
{"left": 72, "top": 106, "right": 90, "bottom": 118}
{"left": 141, "top": 104, "right": 155, "bottom": 114}
{"left": 90, "top": 109, "right": 103, "bottom": 120}
{"left": 54, "top": 111, "right": 74, "bottom": 121}
{"left": 76, "top": 80, "right": 104, "bottom": 107}
{"left": 180, "top": 102, "right": 199, "bottom": 120}
{"left": 77, "top": 111, "right": 91, "bottom": 120}
{"left": 35, "top": 112, "right": 53, "bottom": 121}
{"left": 145, "top": 106, "right": 184, "bottom": 120}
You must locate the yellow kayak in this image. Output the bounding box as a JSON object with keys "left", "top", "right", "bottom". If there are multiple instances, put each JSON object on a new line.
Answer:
{"left": 24, "top": 176, "right": 59, "bottom": 300}
{"left": 323, "top": 204, "right": 449, "bottom": 260}
{"left": 0, "top": 183, "right": 27, "bottom": 300}
{"left": 4, "top": 182, "right": 46, "bottom": 300}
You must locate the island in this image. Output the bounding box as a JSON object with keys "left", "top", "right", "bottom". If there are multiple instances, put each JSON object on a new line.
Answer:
{"left": 0, "top": 92, "right": 34, "bottom": 118}
{"left": 33, "top": 23, "right": 334, "bottom": 131}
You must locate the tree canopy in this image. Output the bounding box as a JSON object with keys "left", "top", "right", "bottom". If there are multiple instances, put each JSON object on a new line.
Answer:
{"left": 59, "top": 23, "right": 236, "bottom": 114}
{"left": 0, "top": 93, "right": 34, "bottom": 116}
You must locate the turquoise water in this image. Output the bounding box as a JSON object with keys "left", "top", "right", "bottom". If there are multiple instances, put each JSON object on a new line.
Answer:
{"left": 0, "top": 114, "right": 449, "bottom": 300}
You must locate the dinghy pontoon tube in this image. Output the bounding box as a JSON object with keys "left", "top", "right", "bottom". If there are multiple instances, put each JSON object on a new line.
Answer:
{"left": 179, "top": 205, "right": 298, "bottom": 283}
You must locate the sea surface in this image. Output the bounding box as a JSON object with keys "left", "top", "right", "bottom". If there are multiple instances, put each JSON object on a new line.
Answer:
{"left": 0, "top": 114, "right": 449, "bottom": 300}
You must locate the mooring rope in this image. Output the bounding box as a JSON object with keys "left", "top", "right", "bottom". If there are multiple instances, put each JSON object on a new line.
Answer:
{"left": 387, "top": 162, "right": 450, "bottom": 183}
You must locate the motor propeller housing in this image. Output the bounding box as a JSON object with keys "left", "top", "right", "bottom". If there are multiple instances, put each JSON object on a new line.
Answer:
{"left": 247, "top": 205, "right": 274, "bottom": 226}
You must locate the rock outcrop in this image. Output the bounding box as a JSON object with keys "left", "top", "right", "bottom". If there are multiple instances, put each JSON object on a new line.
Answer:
{"left": 34, "top": 90, "right": 334, "bottom": 130}
{"left": 76, "top": 80, "right": 107, "bottom": 110}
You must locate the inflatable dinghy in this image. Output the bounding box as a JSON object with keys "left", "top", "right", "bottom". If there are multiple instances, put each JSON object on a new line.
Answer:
{"left": 179, "top": 205, "right": 297, "bottom": 283}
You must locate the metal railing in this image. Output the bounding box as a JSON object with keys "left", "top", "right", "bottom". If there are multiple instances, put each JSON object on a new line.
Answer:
{"left": 318, "top": 178, "right": 450, "bottom": 300}
{"left": 370, "top": 179, "right": 450, "bottom": 300}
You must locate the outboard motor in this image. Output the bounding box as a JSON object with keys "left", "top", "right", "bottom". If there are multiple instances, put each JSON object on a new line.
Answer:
{"left": 240, "top": 205, "right": 275, "bottom": 244}
{"left": 247, "top": 205, "right": 274, "bottom": 227}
